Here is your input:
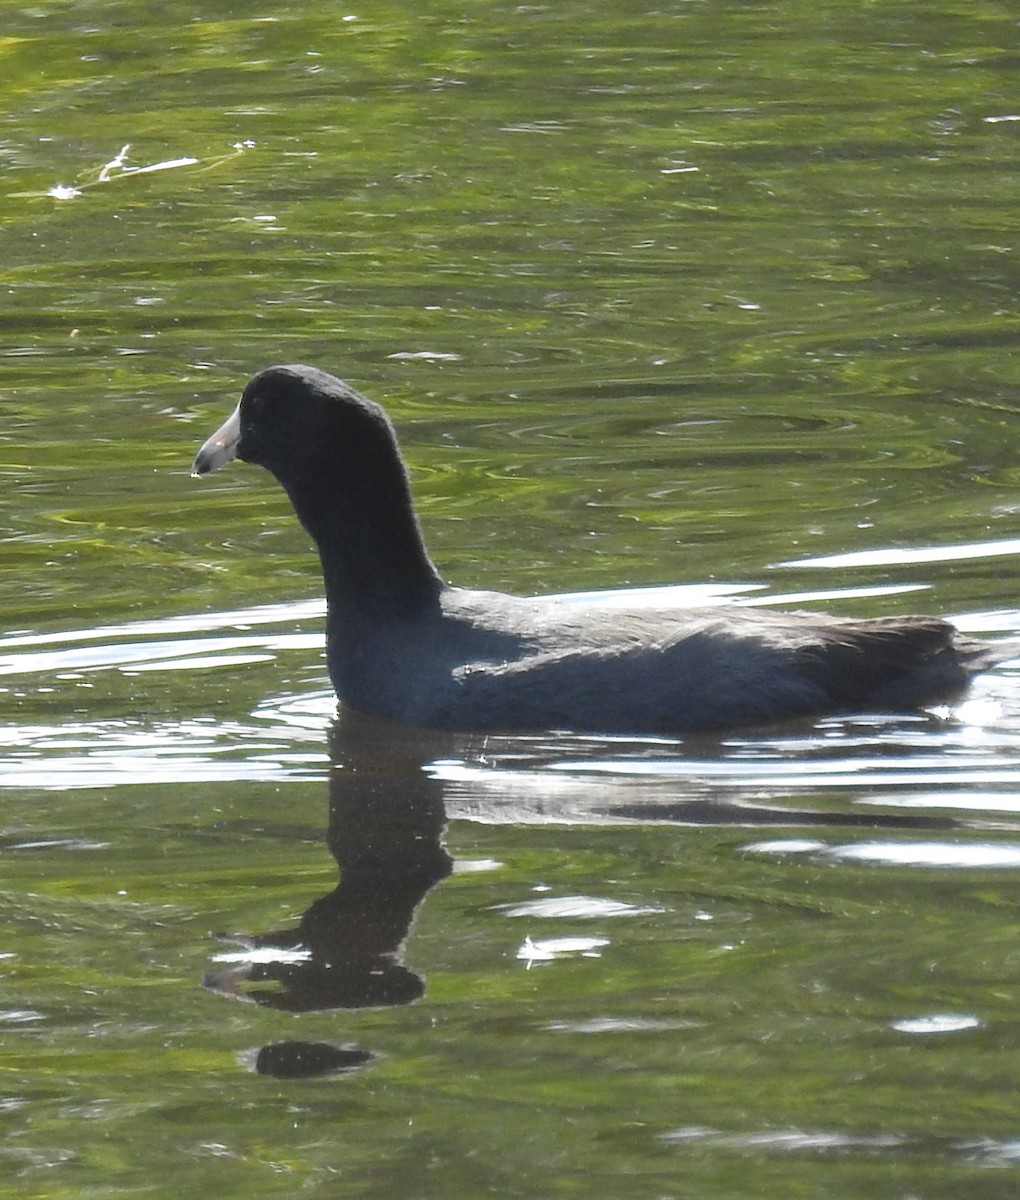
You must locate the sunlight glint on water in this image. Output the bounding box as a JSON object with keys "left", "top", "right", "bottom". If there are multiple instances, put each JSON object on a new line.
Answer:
{"left": 4, "top": 1, "right": 1020, "bottom": 1196}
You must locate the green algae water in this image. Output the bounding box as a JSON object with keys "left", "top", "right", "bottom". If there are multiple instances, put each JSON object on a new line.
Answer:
{"left": 4, "top": 1, "right": 1020, "bottom": 1197}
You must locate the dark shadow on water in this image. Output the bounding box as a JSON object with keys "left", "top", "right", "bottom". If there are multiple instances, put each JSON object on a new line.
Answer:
{"left": 249, "top": 1040, "right": 374, "bottom": 1080}
{"left": 201, "top": 709, "right": 985, "bottom": 1075}
{"left": 204, "top": 711, "right": 458, "bottom": 1017}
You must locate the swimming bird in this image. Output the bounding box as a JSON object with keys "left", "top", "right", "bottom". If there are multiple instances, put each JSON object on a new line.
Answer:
{"left": 192, "top": 364, "right": 998, "bottom": 733}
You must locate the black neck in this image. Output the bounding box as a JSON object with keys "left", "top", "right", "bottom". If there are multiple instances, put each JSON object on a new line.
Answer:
{"left": 284, "top": 471, "right": 444, "bottom": 621}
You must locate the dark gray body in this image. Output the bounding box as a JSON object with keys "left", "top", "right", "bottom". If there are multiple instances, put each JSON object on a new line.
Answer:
{"left": 193, "top": 364, "right": 1000, "bottom": 735}
{"left": 327, "top": 586, "right": 993, "bottom": 733}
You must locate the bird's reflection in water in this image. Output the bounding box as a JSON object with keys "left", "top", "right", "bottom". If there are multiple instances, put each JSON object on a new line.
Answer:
{"left": 205, "top": 710, "right": 463, "bottom": 1077}
{"left": 205, "top": 710, "right": 456, "bottom": 1014}
{"left": 204, "top": 709, "right": 972, "bottom": 1077}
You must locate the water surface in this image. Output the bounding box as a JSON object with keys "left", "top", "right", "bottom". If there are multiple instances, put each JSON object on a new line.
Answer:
{"left": 3, "top": 2, "right": 1020, "bottom": 1197}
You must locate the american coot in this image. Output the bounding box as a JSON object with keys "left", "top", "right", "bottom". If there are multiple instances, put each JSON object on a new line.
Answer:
{"left": 192, "top": 364, "right": 999, "bottom": 734}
